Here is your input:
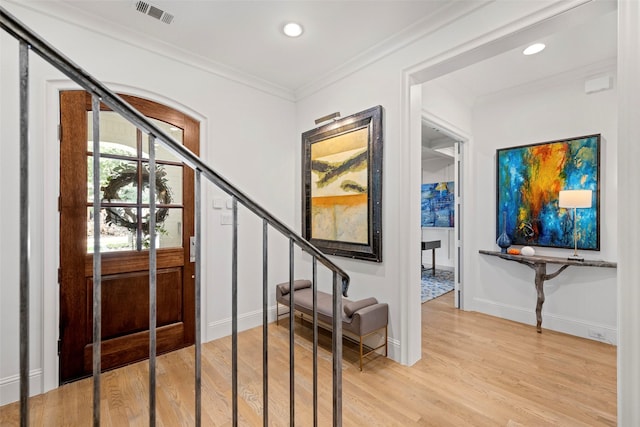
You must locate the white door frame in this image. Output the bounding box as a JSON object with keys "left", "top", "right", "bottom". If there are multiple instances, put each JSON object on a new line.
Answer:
{"left": 420, "top": 112, "right": 469, "bottom": 309}
{"left": 398, "top": 0, "right": 617, "bottom": 367}
{"left": 42, "top": 81, "right": 208, "bottom": 393}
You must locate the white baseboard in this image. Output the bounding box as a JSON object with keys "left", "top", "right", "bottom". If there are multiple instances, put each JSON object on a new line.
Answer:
{"left": 386, "top": 337, "right": 401, "bottom": 362}
{"left": 0, "top": 369, "right": 43, "bottom": 406}
{"left": 473, "top": 297, "right": 617, "bottom": 345}
{"left": 206, "top": 307, "right": 401, "bottom": 364}
{"left": 206, "top": 306, "right": 278, "bottom": 342}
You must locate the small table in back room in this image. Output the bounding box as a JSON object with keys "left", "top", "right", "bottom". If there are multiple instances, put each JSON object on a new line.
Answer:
{"left": 421, "top": 240, "right": 441, "bottom": 274}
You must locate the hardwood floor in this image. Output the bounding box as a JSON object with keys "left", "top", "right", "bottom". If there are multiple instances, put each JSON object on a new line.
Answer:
{"left": 0, "top": 291, "right": 616, "bottom": 426}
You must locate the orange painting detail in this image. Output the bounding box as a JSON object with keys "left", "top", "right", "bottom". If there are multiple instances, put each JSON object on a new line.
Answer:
{"left": 517, "top": 144, "right": 569, "bottom": 235}
{"left": 311, "top": 194, "right": 367, "bottom": 207}
{"left": 310, "top": 128, "right": 368, "bottom": 244}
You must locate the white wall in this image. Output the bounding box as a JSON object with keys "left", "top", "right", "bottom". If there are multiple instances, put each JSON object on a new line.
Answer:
{"left": 0, "top": 2, "right": 295, "bottom": 404}
{"left": 617, "top": 2, "right": 640, "bottom": 422}
{"left": 419, "top": 80, "right": 473, "bottom": 283}
{"left": 295, "top": 0, "right": 587, "bottom": 365}
{"left": 470, "top": 66, "right": 618, "bottom": 342}
{"left": 421, "top": 158, "right": 455, "bottom": 270}
{"left": 3, "top": 2, "right": 637, "bottom": 422}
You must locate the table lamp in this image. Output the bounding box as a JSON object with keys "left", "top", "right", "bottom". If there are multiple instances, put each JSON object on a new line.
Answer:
{"left": 559, "top": 189, "right": 592, "bottom": 261}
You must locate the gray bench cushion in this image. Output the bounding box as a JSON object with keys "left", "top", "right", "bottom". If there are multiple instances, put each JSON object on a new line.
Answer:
{"left": 276, "top": 279, "right": 312, "bottom": 296}
{"left": 276, "top": 281, "right": 388, "bottom": 336}
{"left": 344, "top": 297, "right": 378, "bottom": 316}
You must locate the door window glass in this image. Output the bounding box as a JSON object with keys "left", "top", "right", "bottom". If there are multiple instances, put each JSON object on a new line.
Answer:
{"left": 86, "top": 112, "right": 185, "bottom": 253}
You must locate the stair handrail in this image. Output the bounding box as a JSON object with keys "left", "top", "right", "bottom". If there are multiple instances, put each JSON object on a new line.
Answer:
{"left": 0, "top": 6, "right": 350, "bottom": 294}
{"left": 3, "top": 5, "right": 350, "bottom": 426}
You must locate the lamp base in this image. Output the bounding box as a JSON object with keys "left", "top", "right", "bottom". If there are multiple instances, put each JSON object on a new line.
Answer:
{"left": 567, "top": 254, "right": 584, "bottom": 261}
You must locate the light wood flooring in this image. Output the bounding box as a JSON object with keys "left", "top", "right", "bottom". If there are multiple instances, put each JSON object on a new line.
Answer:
{"left": 0, "top": 291, "right": 616, "bottom": 426}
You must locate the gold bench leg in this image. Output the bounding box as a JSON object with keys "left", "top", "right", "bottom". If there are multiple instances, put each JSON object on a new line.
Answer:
{"left": 360, "top": 336, "right": 364, "bottom": 371}
{"left": 384, "top": 325, "right": 388, "bottom": 357}
{"left": 359, "top": 326, "right": 388, "bottom": 371}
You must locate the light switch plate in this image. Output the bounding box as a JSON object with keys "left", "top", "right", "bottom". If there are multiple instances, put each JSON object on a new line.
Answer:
{"left": 221, "top": 213, "right": 234, "bottom": 225}
{"left": 212, "top": 198, "right": 224, "bottom": 209}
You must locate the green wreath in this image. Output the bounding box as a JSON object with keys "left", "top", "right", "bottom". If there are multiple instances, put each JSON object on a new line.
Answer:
{"left": 101, "top": 163, "right": 172, "bottom": 235}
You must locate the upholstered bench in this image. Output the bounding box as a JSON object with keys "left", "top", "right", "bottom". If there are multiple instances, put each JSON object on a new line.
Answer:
{"left": 276, "top": 279, "right": 388, "bottom": 370}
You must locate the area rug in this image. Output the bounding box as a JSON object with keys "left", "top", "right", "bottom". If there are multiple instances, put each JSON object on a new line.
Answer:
{"left": 421, "top": 269, "right": 454, "bottom": 303}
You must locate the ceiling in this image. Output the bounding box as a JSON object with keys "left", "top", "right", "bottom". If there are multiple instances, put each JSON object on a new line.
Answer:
{"left": 16, "top": 1, "right": 616, "bottom": 103}
{"left": 435, "top": 7, "right": 617, "bottom": 102}
{"left": 422, "top": 6, "right": 617, "bottom": 161}
{"left": 421, "top": 124, "right": 458, "bottom": 161}
{"left": 32, "top": 0, "right": 452, "bottom": 95}
{"left": 10, "top": 0, "right": 617, "bottom": 127}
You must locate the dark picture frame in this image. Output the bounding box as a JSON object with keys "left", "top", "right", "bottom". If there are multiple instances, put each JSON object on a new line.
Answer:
{"left": 496, "top": 134, "right": 600, "bottom": 250}
{"left": 302, "top": 105, "right": 383, "bottom": 262}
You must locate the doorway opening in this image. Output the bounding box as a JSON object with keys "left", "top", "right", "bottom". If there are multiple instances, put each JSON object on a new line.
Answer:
{"left": 403, "top": 0, "right": 617, "bottom": 367}
{"left": 420, "top": 118, "right": 464, "bottom": 309}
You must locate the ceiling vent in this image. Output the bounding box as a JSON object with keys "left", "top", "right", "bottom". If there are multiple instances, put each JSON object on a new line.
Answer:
{"left": 133, "top": 1, "right": 174, "bottom": 24}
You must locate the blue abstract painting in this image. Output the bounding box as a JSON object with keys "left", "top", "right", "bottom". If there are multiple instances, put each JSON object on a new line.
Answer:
{"left": 496, "top": 134, "right": 600, "bottom": 250}
{"left": 422, "top": 182, "right": 455, "bottom": 228}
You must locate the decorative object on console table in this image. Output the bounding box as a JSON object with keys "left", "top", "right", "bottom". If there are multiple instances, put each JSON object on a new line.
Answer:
{"left": 301, "top": 105, "right": 383, "bottom": 262}
{"left": 559, "top": 189, "right": 593, "bottom": 261}
{"left": 496, "top": 134, "right": 600, "bottom": 250}
{"left": 521, "top": 246, "right": 535, "bottom": 256}
{"left": 479, "top": 250, "right": 616, "bottom": 333}
{"left": 496, "top": 211, "right": 512, "bottom": 253}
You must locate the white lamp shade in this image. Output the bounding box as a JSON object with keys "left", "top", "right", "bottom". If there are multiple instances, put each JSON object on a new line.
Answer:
{"left": 559, "top": 189, "right": 592, "bottom": 208}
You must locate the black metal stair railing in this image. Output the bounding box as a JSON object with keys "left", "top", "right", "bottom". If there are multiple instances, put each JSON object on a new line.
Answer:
{"left": 1, "top": 6, "right": 349, "bottom": 427}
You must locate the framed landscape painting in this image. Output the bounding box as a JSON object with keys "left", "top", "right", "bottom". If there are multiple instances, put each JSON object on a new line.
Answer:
{"left": 302, "top": 105, "right": 383, "bottom": 262}
{"left": 496, "top": 134, "right": 600, "bottom": 250}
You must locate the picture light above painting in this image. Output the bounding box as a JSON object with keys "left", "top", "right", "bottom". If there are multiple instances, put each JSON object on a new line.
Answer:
{"left": 302, "top": 105, "right": 383, "bottom": 262}
{"left": 496, "top": 134, "right": 600, "bottom": 251}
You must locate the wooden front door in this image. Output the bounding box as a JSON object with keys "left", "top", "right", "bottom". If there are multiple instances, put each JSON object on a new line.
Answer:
{"left": 59, "top": 91, "right": 199, "bottom": 383}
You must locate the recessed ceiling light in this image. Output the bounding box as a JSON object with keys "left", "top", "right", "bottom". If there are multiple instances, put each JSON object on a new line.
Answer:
{"left": 283, "top": 22, "right": 303, "bottom": 38}
{"left": 523, "top": 43, "right": 546, "bottom": 56}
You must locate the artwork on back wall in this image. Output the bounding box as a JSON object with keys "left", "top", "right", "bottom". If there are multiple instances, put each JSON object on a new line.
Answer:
{"left": 496, "top": 134, "right": 600, "bottom": 250}
{"left": 421, "top": 182, "right": 455, "bottom": 228}
{"left": 302, "top": 105, "right": 383, "bottom": 262}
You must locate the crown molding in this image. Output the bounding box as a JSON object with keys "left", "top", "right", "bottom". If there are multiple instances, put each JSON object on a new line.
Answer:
{"left": 474, "top": 57, "right": 617, "bottom": 106}
{"left": 420, "top": 109, "right": 470, "bottom": 143}
{"left": 294, "top": 0, "right": 493, "bottom": 101}
{"left": 3, "top": 0, "right": 297, "bottom": 102}
{"left": 404, "top": 0, "right": 614, "bottom": 86}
